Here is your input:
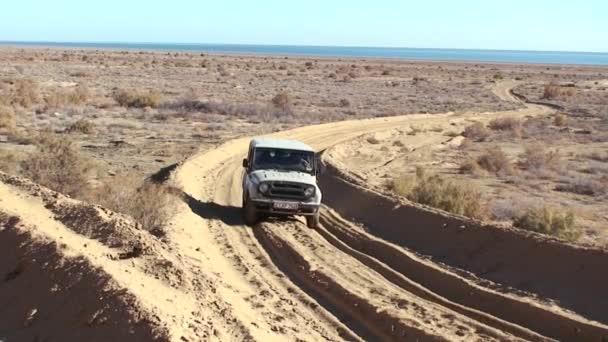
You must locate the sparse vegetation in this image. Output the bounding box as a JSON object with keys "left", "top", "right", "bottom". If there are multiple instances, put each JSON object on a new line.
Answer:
{"left": 114, "top": 89, "right": 161, "bottom": 108}
{"left": 513, "top": 206, "right": 580, "bottom": 241}
{"left": 391, "top": 167, "right": 487, "bottom": 219}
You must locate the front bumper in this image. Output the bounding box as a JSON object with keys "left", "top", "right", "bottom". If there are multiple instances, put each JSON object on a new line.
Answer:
{"left": 250, "top": 198, "right": 319, "bottom": 216}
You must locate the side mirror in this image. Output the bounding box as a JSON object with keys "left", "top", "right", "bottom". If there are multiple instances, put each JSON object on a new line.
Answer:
{"left": 242, "top": 158, "right": 249, "bottom": 168}
{"left": 315, "top": 155, "right": 326, "bottom": 176}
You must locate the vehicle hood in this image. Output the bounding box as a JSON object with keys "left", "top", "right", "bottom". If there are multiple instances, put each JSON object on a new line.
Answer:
{"left": 251, "top": 169, "right": 317, "bottom": 186}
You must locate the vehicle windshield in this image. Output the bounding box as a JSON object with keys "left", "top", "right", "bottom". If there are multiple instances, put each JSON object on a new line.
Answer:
{"left": 252, "top": 148, "right": 315, "bottom": 174}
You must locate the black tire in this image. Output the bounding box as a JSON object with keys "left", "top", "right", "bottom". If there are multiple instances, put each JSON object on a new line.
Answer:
{"left": 243, "top": 197, "right": 258, "bottom": 226}
{"left": 306, "top": 211, "right": 319, "bottom": 229}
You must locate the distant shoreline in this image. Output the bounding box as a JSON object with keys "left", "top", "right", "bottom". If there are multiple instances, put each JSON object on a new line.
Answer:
{"left": 2, "top": 41, "right": 608, "bottom": 66}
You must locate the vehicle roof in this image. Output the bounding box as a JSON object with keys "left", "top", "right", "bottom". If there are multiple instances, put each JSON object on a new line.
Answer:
{"left": 251, "top": 138, "right": 315, "bottom": 152}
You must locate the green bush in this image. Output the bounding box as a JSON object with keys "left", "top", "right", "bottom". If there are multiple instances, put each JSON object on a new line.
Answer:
{"left": 513, "top": 206, "right": 580, "bottom": 241}
{"left": 392, "top": 167, "right": 486, "bottom": 219}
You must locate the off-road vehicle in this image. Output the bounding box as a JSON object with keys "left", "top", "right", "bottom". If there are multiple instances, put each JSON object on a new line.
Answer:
{"left": 242, "top": 138, "right": 321, "bottom": 228}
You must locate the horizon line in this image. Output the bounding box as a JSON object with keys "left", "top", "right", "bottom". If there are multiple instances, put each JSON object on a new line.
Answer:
{"left": 1, "top": 40, "right": 607, "bottom": 55}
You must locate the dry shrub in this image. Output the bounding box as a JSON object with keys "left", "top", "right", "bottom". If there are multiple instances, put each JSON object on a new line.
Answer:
{"left": 20, "top": 133, "right": 96, "bottom": 198}
{"left": 89, "top": 173, "right": 176, "bottom": 237}
{"left": 0, "top": 149, "right": 21, "bottom": 174}
{"left": 271, "top": 91, "right": 292, "bottom": 113}
{"left": 68, "top": 84, "right": 90, "bottom": 105}
{"left": 553, "top": 113, "right": 567, "bottom": 127}
{"left": 4, "top": 79, "right": 40, "bottom": 108}
{"left": 488, "top": 117, "right": 522, "bottom": 136}
{"left": 589, "top": 151, "right": 608, "bottom": 162}
{"left": 555, "top": 177, "right": 608, "bottom": 196}
{"left": 520, "top": 143, "right": 561, "bottom": 172}
{"left": 475, "top": 146, "right": 514, "bottom": 175}
{"left": 66, "top": 119, "right": 95, "bottom": 134}
{"left": 459, "top": 158, "right": 485, "bottom": 176}
{"left": 392, "top": 167, "right": 486, "bottom": 219}
{"left": 339, "top": 99, "right": 351, "bottom": 107}
{"left": 463, "top": 122, "right": 490, "bottom": 142}
{"left": 114, "top": 89, "right": 161, "bottom": 108}
{"left": 514, "top": 206, "right": 580, "bottom": 241}
{"left": 543, "top": 82, "right": 561, "bottom": 99}
{"left": 367, "top": 136, "right": 380, "bottom": 144}
{"left": 0, "top": 105, "right": 16, "bottom": 130}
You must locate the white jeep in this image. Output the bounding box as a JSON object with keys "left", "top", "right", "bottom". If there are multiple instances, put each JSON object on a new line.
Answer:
{"left": 242, "top": 138, "right": 321, "bottom": 228}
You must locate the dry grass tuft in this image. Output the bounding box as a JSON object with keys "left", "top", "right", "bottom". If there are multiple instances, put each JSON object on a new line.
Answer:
{"left": 391, "top": 166, "right": 487, "bottom": 219}
{"left": 20, "top": 133, "right": 96, "bottom": 198}
{"left": 114, "top": 89, "right": 161, "bottom": 108}
{"left": 463, "top": 122, "right": 490, "bottom": 142}
{"left": 514, "top": 206, "right": 580, "bottom": 241}
{"left": 66, "top": 119, "right": 95, "bottom": 134}
{"left": 0, "top": 105, "right": 16, "bottom": 130}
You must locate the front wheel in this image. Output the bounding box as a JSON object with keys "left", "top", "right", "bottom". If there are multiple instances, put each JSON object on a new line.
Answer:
{"left": 243, "top": 197, "right": 258, "bottom": 226}
{"left": 306, "top": 211, "right": 319, "bottom": 229}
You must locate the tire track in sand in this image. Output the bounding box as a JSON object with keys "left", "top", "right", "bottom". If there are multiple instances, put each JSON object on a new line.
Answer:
{"left": 169, "top": 81, "right": 584, "bottom": 341}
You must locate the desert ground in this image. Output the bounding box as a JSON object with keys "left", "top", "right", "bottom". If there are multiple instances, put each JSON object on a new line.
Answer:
{"left": 1, "top": 46, "right": 608, "bottom": 341}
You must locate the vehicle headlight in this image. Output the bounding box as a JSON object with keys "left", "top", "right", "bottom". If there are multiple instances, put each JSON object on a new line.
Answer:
{"left": 258, "top": 183, "right": 269, "bottom": 193}
{"left": 304, "top": 186, "right": 315, "bottom": 197}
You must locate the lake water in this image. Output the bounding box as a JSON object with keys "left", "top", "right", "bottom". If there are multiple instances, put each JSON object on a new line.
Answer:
{"left": 2, "top": 41, "right": 608, "bottom": 65}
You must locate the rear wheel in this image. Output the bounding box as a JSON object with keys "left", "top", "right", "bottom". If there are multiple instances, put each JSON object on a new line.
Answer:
{"left": 306, "top": 211, "right": 319, "bottom": 229}
{"left": 243, "top": 196, "right": 258, "bottom": 226}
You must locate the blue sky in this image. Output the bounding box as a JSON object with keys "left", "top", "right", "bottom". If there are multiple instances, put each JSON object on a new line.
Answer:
{"left": 0, "top": 0, "right": 606, "bottom": 52}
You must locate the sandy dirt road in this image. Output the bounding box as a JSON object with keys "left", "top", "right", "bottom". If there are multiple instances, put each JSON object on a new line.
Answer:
{"left": 167, "top": 81, "right": 606, "bottom": 341}
{"left": 3, "top": 82, "right": 608, "bottom": 341}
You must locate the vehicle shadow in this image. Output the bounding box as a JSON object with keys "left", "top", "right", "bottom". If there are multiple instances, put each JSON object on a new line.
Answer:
{"left": 181, "top": 191, "right": 244, "bottom": 226}
{"left": 180, "top": 191, "right": 302, "bottom": 227}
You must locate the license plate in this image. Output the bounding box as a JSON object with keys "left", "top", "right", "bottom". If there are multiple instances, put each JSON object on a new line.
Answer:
{"left": 273, "top": 201, "right": 298, "bottom": 210}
